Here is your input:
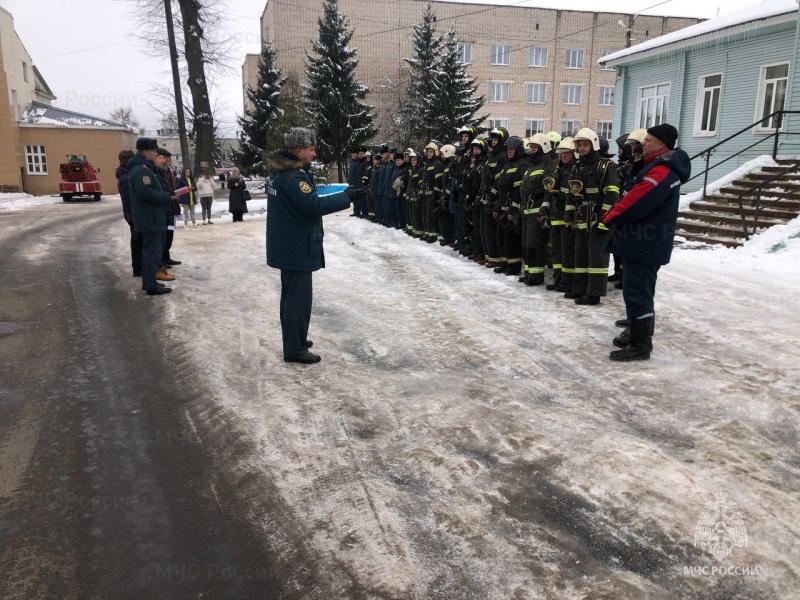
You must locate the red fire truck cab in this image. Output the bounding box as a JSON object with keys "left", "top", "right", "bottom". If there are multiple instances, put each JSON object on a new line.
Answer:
{"left": 59, "top": 154, "right": 102, "bottom": 202}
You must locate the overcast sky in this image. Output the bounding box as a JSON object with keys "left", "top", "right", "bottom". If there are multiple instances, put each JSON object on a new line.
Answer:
{"left": 2, "top": 0, "right": 772, "bottom": 137}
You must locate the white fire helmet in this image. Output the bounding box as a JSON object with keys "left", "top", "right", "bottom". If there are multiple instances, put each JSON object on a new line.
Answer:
{"left": 573, "top": 128, "right": 600, "bottom": 151}
{"left": 528, "top": 133, "right": 552, "bottom": 154}
{"left": 440, "top": 144, "right": 457, "bottom": 159}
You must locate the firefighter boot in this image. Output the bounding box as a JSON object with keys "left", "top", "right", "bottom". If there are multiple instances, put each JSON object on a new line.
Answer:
{"left": 504, "top": 263, "right": 522, "bottom": 276}
{"left": 610, "top": 317, "right": 653, "bottom": 361}
{"left": 613, "top": 315, "right": 654, "bottom": 348}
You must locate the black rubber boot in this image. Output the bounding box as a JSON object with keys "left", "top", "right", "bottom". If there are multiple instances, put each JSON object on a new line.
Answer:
{"left": 613, "top": 326, "right": 630, "bottom": 348}
{"left": 610, "top": 317, "right": 654, "bottom": 361}
{"left": 574, "top": 295, "right": 600, "bottom": 305}
{"left": 615, "top": 318, "right": 630, "bottom": 328}
{"left": 493, "top": 264, "right": 508, "bottom": 274}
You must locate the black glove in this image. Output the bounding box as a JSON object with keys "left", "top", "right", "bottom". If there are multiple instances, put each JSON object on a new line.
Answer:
{"left": 344, "top": 187, "right": 367, "bottom": 202}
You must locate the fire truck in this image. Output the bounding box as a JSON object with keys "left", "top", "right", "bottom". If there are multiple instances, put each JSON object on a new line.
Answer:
{"left": 59, "top": 154, "right": 102, "bottom": 202}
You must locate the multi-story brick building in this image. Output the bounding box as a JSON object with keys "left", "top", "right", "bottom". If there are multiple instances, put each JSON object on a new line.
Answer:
{"left": 243, "top": 0, "right": 700, "bottom": 144}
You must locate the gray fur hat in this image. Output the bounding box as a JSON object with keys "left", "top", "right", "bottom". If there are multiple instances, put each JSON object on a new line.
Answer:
{"left": 284, "top": 127, "right": 316, "bottom": 149}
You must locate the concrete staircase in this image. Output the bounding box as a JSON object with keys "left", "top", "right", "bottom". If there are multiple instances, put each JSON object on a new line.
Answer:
{"left": 677, "top": 158, "right": 800, "bottom": 247}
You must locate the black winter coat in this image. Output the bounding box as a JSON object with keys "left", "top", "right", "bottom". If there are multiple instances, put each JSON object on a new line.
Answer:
{"left": 227, "top": 175, "right": 248, "bottom": 213}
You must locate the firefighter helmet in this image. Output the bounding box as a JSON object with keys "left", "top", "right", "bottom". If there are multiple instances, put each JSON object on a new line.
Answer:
{"left": 470, "top": 138, "right": 488, "bottom": 153}
{"left": 626, "top": 128, "right": 647, "bottom": 144}
{"left": 489, "top": 127, "right": 509, "bottom": 142}
{"left": 547, "top": 131, "right": 562, "bottom": 147}
{"left": 599, "top": 136, "right": 610, "bottom": 156}
{"left": 424, "top": 141, "right": 440, "bottom": 152}
{"left": 573, "top": 128, "right": 600, "bottom": 151}
{"left": 528, "top": 133, "right": 552, "bottom": 154}
{"left": 408, "top": 150, "right": 418, "bottom": 159}
{"left": 555, "top": 137, "right": 575, "bottom": 153}
{"left": 458, "top": 124, "right": 476, "bottom": 137}
{"left": 441, "top": 144, "right": 457, "bottom": 159}
{"left": 505, "top": 136, "right": 525, "bottom": 156}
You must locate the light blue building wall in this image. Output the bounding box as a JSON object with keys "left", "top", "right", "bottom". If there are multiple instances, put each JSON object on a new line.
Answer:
{"left": 605, "top": 5, "right": 800, "bottom": 192}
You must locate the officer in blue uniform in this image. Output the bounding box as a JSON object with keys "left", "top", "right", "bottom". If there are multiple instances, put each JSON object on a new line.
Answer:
{"left": 129, "top": 137, "right": 174, "bottom": 296}
{"left": 266, "top": 127, "right": 366, "bottom": 364}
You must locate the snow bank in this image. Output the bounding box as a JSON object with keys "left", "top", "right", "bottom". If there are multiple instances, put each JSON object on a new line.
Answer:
{"left": 0, "top": 193, "right": 62, "bottom": 210}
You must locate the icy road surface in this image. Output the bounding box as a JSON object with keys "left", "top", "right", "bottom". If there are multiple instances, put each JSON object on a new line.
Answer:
{"left": 117, "top": 209, "right": 800, "bottom": 599}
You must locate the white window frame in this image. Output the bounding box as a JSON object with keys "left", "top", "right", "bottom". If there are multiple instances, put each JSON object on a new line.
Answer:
{"left": 597, "top": 121, "right": 613, "bottom": 139}
{"left": 598, "top": 85, "right": 615, "bottom": 106}
{"left": 524, "top": 119, "right": 547, "bottom": 137}
{"left": 565, "top": 48, "right": 585, "bottom": 69}
{"left": 599, "top": 50, "right": 616, "bottom": 70}
{"left": 562, "top": 84, "right": 583, "bottom": 106}
{"left": 561, "top": 120, "right": 581, "bottom": 136}
{"left": 488, "top": 118, "right": 509, "bottom": 130}
{"left": 489, "top": 81, "right": 511, "bottom": 103}
{"left": 456, "top": 42, "right": 472, "bottom": 64}
{"left": 526, "top": 82, "right": 546, "bottom": 104}
{"left": 694, "top": 73, "right": 723, "bottom": 137}
{"left": 635, "top": 82, "right": 671, "bottom": 129}
{"left": 490, "top": 44, "right": 511, "bottom": 66}
{"left": 754, "top": 62, "right": 789, "bottom": 133}
{"left": 529, "top": 47, "right": 548, "bottom": 67}
{"left": 25, "top": 145, "right": 48, "bottom": 175}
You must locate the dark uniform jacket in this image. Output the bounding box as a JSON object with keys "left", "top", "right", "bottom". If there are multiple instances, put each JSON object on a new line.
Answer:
{"left": 266, "top": 151, "right": 350, "bottom": 272}
{"left": 495, "top": 153, "right": 528, "bottom": 216}
{"left": 569, "top": 150, "right": 620, "bottom": 231}
{"left": 519, "top": 151, "right": 552, "bottom": 218}
{"left": 128, "top": 153, "right": 172, "bottom": 234}
{"left": 543, "top": 158, "right": 576, "bottom": 226}
{"left": 481, "top": 146, "right": 509, "bottom": 213}
{"left": 405, "top": 162, "right": 424, "bottom": 200}
{"left": 604, "top": 147, "right": 691, "bottom": 265}
{"left": 461, "top": 154, "right": 485, "bottom": 210}
{"left": 421, "top": 156, "right": 445, "bottom": 202}
{"left": 116, "top": 165, "right": 133, "bottom": 225}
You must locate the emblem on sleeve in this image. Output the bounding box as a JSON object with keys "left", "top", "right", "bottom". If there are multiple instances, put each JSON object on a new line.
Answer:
{"left": 299, "top": 181, "right": 312, "bottom": 194}
{"left": 142, "top": 176, "right": 151, "bottom": 185}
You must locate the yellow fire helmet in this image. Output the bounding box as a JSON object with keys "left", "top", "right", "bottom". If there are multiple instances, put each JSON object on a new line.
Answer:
{"left": 424, "top": 141, "right": 440, "bottom": 152}
{"left": 547, "top": 131, "right": 562, "bottom": 147}
{"left": 626, "top": 128, "right": 648, "bottom": 144}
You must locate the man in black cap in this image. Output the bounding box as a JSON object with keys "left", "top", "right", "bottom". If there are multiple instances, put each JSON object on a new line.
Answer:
{"left": 603, "top": 123, "right": 690, "bottom": 361}
{"left": 129, "top": 138, "right": 175, "bottom": 295}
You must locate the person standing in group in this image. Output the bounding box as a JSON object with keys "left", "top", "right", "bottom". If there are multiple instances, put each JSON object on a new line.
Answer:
{"left": 604, "top": 124, "right": 690, "bottom": 361}
{"left": 227, "top": 168, "right": 248, "bottom": 222}
{"left": 129, "top": 138, "right": 174, "bottom": 296}
{"left": 155, "top": 148, "right": 181, "bottom": 270}
{"left": 266, "top": 127, "right": 366, "bottom": 364}
{"left": 196, "top": 173, "right": 218, "bottom": 224}
{"left": 116, "top": 149, "right": 143, "bottom": 277}
{"left": 544, "top": 137, "right": 577, "bottom": 293}
{"left": 567, "top": 128, "right": 619, "bottom": 305}
{"left": 177, "top": 167, "right": 198, "bottom": 228}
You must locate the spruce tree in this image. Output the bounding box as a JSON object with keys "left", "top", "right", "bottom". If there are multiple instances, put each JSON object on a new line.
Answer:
{"left": 305, "top": 0, "right": 376, "bottom": 181}
{"left": 232, "top": 41, "right": 286, "bottom": 176}
{"left": 403, "top": 3, "right": 442, "bottom": 145}
{"left": 429, "top": 25, "right": 485, "bottom": 142}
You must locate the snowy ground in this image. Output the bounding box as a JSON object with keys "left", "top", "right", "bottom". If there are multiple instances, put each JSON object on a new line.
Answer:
{"left": 101, "top": 200, "right": 800, "bottom": 599}
{"left": 5, "top": 192, "right": 797, "bottom": 597}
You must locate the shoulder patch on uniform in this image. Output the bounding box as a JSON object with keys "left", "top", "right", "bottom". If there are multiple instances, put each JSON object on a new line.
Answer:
{"left": 142, "top": 175, "right": 151, "bottom": 185}
{"left": 299, "top": 181, "right": 312, "bottom": 194}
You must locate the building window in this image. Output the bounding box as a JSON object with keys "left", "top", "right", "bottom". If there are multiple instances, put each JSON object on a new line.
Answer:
{"left": 561, "top": 120, "right": 581, "bottom": 136}
{"left": 756, "top": 63, "right": 789, "bottom": 131}
{"left": 488, "top": 118, "right": 509, "bottom": 130}
{"left": 636, "top": 83, "right": 670, "bottom": 129}
{"left": 456, "top": 42, "right": 472, "bottom": 64}
{"left": 563, "top": 84, "right": 582, "bottom": 105}
{"left": 22, "top": 61, "right": 29, "bottom": 82}
{"left": 598, "top": 86, "right": 615, "bottom": 106}
{"left": 11, "top": 89, "right": 19, "bottom": 121}
{"left": 491, "top": 44, "right": 510, "bottom": 66}
{"left": 489, "top": 81, "right": 510, "bottom": 103}
{"left": 529, "top": 47, "right": 548, "bottom": 67}
{"left": 599, "top": 50, "right": 616, "bottom": 70}
{"left": 524, "top": 119, "right": 546, "bottom": 137}
{"left": 565, "top": 49, "right": 584, "bottom": 69}
{"left": 597, "top": 121, "right": 613, "bottom": 139}
{"left": 695, "top": 73, "right": 722, "bottom": 136}
{"left": 527, "top": 83, "right": 546, "bottom": 104}
{"left": 25, "top": 145, "right": 48, "bottom": 175}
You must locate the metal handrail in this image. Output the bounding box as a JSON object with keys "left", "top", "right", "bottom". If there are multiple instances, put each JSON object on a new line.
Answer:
{"left": 689, "top": 110, "right": 800, "bottom": 199}
{"left": 734, "top": 159, "right": 800, "bottom": 241}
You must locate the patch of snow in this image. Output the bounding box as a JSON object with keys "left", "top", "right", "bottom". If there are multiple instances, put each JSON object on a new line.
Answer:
{"left": 679, "top": 154, "right": 778, "bottom": 210}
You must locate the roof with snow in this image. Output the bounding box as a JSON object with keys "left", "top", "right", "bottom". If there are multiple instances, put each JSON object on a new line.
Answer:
{"left": 19, "top": 101, "right": 128, "bottom": 129}
{"left": 600, "top": 0, "right": 798, "bottom": 66}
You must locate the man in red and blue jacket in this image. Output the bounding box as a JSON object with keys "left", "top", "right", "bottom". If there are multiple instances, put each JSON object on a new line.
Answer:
{"left": 602, "top": 124, "right": 691, "bottom": 361}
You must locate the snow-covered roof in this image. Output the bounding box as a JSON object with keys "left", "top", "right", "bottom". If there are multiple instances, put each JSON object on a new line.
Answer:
{"left": 19, "top": 101, "right": 127, "bottom": 129}
{"left": 600, "top": 0, "right": 798, "bottom": 66}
